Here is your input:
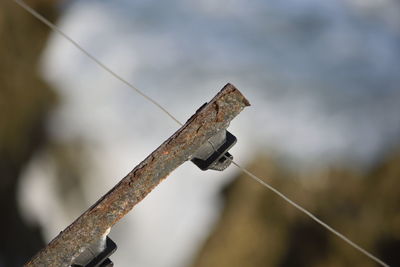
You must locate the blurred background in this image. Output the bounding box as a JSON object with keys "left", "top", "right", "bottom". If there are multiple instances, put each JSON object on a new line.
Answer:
{"left": 1, "top": 0, "right": 400, "bottom": 266}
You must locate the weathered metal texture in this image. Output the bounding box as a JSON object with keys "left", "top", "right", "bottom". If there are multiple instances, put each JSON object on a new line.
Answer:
{"left": 25, "top": 83, "right": 250, "bottom": 266}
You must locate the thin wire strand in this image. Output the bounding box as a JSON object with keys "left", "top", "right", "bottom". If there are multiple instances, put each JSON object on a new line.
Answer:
{"left": 14, "top": 1, "right": 389, "bottom": 266}
{"left": 230, "top": 160, "right": 389, "bottom": 267}
{"left": 13, "top": 0, "right": 183, "bottom": 127}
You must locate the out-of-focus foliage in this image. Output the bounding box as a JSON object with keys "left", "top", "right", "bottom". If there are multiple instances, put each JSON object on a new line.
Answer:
{"left": 0, "top": 0, "right": 58, "bottom": 265}
{"left": 192, "top": 149, "right": 400, "bottom": 267}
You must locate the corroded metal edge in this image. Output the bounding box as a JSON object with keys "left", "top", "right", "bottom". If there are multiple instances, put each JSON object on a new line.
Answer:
{"left": 25, "top": 83, "right": 250, "bottom": 266}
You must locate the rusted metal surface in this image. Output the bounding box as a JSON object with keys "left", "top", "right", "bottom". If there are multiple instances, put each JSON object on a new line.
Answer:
{"left": 25, "top": 83, "right": 250, "bottom": 266}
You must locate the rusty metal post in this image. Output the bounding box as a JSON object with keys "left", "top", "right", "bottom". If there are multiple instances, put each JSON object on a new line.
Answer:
{"left": 25, "top": 83, "right": 250, "bottom": 266}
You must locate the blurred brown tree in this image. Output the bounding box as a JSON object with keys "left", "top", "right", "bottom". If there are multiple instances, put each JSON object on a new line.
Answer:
{"left": 0, "top": 0, "right": 58, "bottom": 265}
{"left": 192, "top": 150, "right": 400, "bottom": 267}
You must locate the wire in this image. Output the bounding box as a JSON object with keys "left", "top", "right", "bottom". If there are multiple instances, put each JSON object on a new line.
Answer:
{"left": 230, "top": 160, "right": 389, "bottom": 267}
{"left": 13, "top": 0, "right": 183, "bottom": 127}
{"left": 13, "top": 1, "right": 389, "bottom": 266}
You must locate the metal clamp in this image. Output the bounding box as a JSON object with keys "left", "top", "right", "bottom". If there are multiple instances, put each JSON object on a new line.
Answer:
{"left": 191, "top": 130, "right": 237, "bottom": 171}
{"left": 71, "top": 236, "right": 117, "bottom": 267}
